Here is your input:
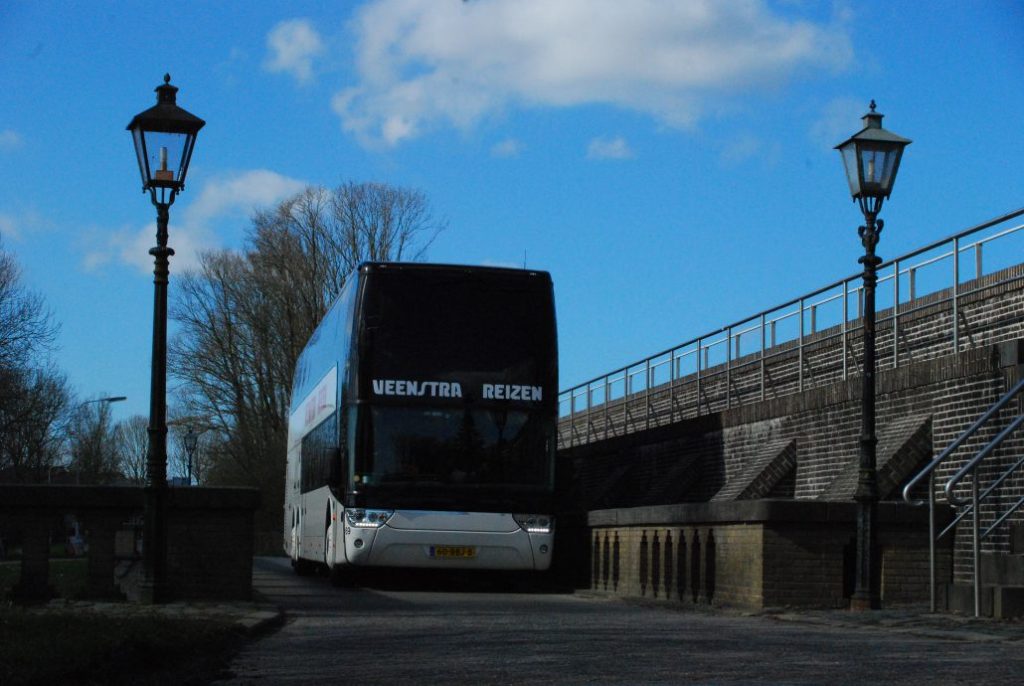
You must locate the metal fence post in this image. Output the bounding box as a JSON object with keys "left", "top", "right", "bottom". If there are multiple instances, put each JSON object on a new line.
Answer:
{"left": 893, "top": 259, "right": 900, "bottom": 369}
{"left": 953, "top": 236, "right": 960, "bottom": 353}
{"left": 645, "top": 359, "right": 651, "bottom": 430}
{"left": 798, "top": 298, "right": 805, "bottom": 392}
{"left": 604, "top": 378, "right": 610, "bottom": 440}
{"left": 760, "top": 313, "right": 766, "bottom": 401}
{"left": 569, "top": 392, "right": 575, "bottom": 448}
{"left": 585, "top": 386, "right": 592, "bottom": 443}
{"left": 726, "top": 327, "right": 732, "bottom": 409}
{"left": 843, "top": 281, "right": 849, "bottom": 380}
{"left": 696, "top": 338, "right": 702, "bottom": 417}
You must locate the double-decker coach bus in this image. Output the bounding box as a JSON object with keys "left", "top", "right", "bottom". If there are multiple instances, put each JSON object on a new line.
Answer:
{"left": 285, "top": 262, "right": 557, "bottom": 579}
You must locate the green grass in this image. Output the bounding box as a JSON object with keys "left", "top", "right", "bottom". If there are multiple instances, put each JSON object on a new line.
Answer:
{"left": 0, "top": 561, "right": 252, "bottom": 684}
{"left": 0, "top": 558, "right": 89, "bottom": 600}
{"left": 0, "top": 608, "right": 246, "bottom": 686}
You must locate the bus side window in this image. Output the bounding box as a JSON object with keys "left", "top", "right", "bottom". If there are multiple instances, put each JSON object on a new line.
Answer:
{"left": 328, "top": 447, "right": 344, "bottom": 488}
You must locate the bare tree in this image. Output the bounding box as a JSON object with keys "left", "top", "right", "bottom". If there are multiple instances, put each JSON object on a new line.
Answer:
{"left": 114, "top": 415, "right": 149, "bottom": 484}
{"left": 0, "top": 239, "right": 64, "bottom": 482}
{"left": 0, "top": 365, "right": 70, "bottom": 482}
{"left": 0, "top": 241, "right": 56, "bottom": 371}
{"left": 67, "top": 399, "right": 121, "bottom": 484}
{"left": 170, "top": 181, "right": 443, "bottom": 530}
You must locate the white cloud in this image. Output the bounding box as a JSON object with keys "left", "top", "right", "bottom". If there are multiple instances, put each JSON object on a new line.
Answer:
{"left": 0, "top": 209, "right": 51, "bottom": 242}
{"left": 587, "top": 136, "right": 634, "bottom": 160}
{"left": 334, "top": 0, "right": 852, "bottom": 146}
{"left": 85, "top": 169, "right": 306, "bottom": 274}
{"left": 183, "top": 169, "right": 307, "bottom": 228}
{"left": 265, "top": 18, "right": 325, "bottom": 84}
{"left": 0, "top": 129, "right": 23, "bottom": 151}
{"left": 491, "top": 138, "right": 522, "bottom": 158}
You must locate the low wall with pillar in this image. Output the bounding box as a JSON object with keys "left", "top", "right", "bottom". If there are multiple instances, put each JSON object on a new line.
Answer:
{"left": 588, "top": 500, "right": 953, "bottom": 609}
{"left": 0, "top": 484, "right": 260, "bottom": 603}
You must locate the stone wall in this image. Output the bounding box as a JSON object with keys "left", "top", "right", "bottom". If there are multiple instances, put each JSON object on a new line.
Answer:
{"left": 0, "top": 485, "right": 260, "bottom": 603}
{"left": 587, "top": 501, "right": 952, "bottom": 609}
{"left": 164, "top": 487, "right": 260, "bottom": 601}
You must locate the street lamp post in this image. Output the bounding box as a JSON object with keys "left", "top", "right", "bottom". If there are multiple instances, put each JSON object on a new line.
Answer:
{"left": 835, "top": 101, "right": 910, "bottom": 611}
{"left": 128, "top": 74, "right": 204, "bottom": 603}
{"left": 183, "top": 426, "right": 199, "bottom": 486}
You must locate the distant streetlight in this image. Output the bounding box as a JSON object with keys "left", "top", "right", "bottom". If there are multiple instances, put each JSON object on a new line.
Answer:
{"left": 82, "top": 396, "right": 128, "bottom": 406}
{"left": 67, "top": 396, "right": 126, "bottom": 484}
{"left": 835, "top": 100, "right": 910, "bottom": 611}
{"left": 128, "top": 74, "right": 204, "bottom": 604}
{"left": 183, "top": 426, "right": 199, "bottom": 486}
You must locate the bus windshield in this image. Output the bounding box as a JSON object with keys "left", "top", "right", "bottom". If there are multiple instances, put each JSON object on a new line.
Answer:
{"left": 367, "top": 406, "right": 552, "bottom": 488}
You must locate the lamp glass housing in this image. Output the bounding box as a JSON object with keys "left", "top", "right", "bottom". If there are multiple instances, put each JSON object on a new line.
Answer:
{"left": 835, "top": 102, "right": 910, "bottom": 204}
{"left": 127, "top": 75, "right": 205, "bottom": 196}
{"left": 838, "top": 139, "right": 905, "bottom": 200}
{"left": 131, "top": 127, "right": 196, "bottom": 191}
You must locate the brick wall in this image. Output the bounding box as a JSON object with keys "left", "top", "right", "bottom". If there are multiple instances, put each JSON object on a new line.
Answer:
{"left": 559, "top": 341, "right": 1024, "bottom": 586}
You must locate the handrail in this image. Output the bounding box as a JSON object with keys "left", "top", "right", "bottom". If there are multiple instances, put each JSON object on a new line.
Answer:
{"left": 944, "top": 413, "right": 1024, "bottom": 506}
{"left": 937, "top": 452, "right": 1024, "bottom": 539}
{"left": 900, "top": 375, "right": 1024, "bottom": 616}
{"left": 560, "top": 207, "right": 1024, "bottom": 431}
{"left": 901, "top": 377, "right": 1024, "bottom": 506}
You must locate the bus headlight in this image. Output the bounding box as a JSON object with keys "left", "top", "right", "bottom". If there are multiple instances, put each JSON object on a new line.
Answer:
{"left": 514, "top": 514, "right": 554, "bottom": 534}
{"left": 345, "top": 509, "right": 394, "bottom": 528}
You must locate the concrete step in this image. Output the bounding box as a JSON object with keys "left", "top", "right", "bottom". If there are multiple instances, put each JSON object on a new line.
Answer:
{"left": 947, "top": 582, "right": 1024, "bottom": 619}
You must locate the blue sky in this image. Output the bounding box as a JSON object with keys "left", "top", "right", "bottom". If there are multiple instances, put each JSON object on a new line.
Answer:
{"left": 1, "top": 0, "right": 1022, "bottom": 423}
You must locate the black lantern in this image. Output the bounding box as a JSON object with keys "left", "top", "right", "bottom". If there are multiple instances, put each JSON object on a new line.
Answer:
{"left": 835, "top": 100, "right": 911, "bottom": 217}
{"left": 127, "top": 74, "right": 205, "bottom": 204}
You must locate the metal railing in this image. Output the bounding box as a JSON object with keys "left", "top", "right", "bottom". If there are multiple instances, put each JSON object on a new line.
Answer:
{"left": 901, "top": 377, "right": 1024, "bottom": 616}
{"left": 559, "top": 207, "right": 1024, "bottom": 448}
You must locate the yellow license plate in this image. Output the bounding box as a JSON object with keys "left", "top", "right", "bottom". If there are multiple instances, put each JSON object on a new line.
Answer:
{"left": 429, "top": 545, "right": 477, "bottom": 559}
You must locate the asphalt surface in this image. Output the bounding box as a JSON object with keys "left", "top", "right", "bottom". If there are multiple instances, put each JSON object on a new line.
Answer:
{"left": 214, "top": 557, "right": 1024, "bottom": 685}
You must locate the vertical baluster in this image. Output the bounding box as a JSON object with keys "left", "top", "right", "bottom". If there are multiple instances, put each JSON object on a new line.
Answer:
{"left": 667, "top": 354, "right": 673, "bottom": 424}
{"left": 586, "top": 385, "right": 592, "bottom": 443}
{"left": 696, "top": 338, "right": 702, "bottom": 417}
{"left": 953, "top": 237, "right": 960, "bottom": 353}
{"left": 569, "top": 392, "right": 575, "bottom": 448}
{"left": 760, "top": 313, "right": 766, "bottom": 402}
{"left": 798, "top": 298, "right": 804, "bottom": 392}
{"left": 726, "top": 328, "right": 732, "bottom": 409}
{"left": 645, "top": 359, "right": 651, "bottom": 430}
{"left": 598, "top": 378, "right": 606, "bottom": 438}
{"left": 893, "top": 259, "right": 900, "bottom": 369}
{"left": 843, "top": 281, "right": 849, "bottom": 380}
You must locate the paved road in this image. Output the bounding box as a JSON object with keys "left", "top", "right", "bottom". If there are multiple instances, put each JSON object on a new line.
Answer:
{"left": 216, "top": 557, "right": 1023, "bottom": 685}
